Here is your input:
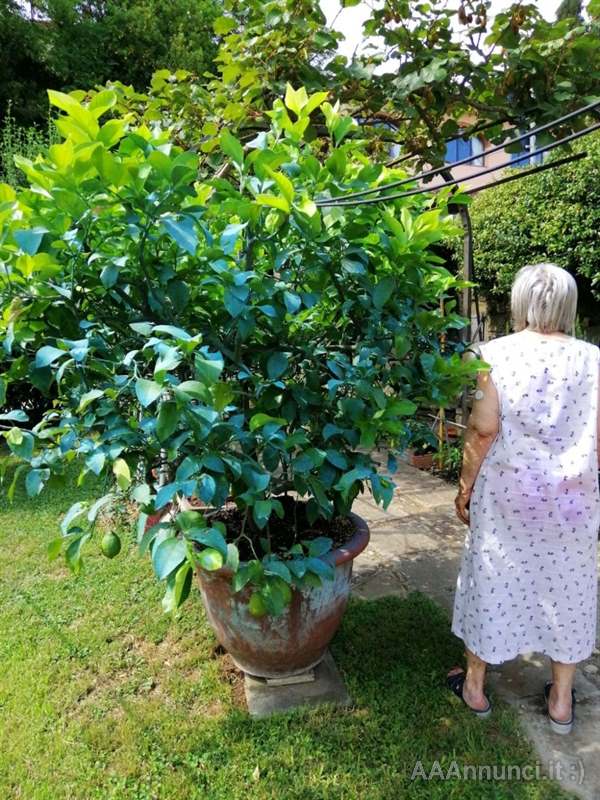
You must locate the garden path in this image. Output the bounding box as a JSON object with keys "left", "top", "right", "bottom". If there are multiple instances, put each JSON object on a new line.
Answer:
{"left": 352, "top": 459, "right": 600, "bottom": 800}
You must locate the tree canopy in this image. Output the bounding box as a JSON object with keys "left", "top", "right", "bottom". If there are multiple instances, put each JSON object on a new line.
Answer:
{"left": 0, "top": 86, "right": 475, "bottom": 605}
{"left": 195, "top": 0, "right": 600, "bottom": 170}
{"left": 0, "top": 0, "right": 220, "bottom": 125}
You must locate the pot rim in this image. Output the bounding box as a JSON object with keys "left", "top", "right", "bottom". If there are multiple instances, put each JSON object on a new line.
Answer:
{"left": 197, "top": 510, "right": 370, "bottom": 579}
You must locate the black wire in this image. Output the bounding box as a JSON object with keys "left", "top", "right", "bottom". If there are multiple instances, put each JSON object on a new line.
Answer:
{"left": 315, "top": 119, "right": 600, "bottom": 207}
{"left": 316, "top": 98, "right": 600, "bottom": 206}
{"left": 467, "top": 151, "right": 587, "bottom": 196}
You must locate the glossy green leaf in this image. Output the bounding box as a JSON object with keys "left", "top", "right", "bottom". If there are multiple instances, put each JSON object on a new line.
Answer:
{"left": 135, "top": 379, "right": 163, "bottom": 407}
{"left": 252, "top": 499, "right": 272, "bottom": 529}
{"left": 0, "top": 410, "right": 28, "bottom": 422}
{"left": 35, "top": 345, "right": 66, "bottom": 368}
{"left": 256, "top": 194, "right": 290, "bottom": 213}
{"left": 195, "top": 353, "right": 224, "bottom": 385}
{"left": 267, "top": 352, "right": 289, "bottom": 379}
{"left": 186, "top": 526, "right": 228, "bottom": 559}
{"left": 220, "top": 129, "right": 244, "bottom": 166}
{"left": 78, "top": 389, "right": 104, "bottom": 412}
{"left": 263, "top": 558, "right": 292, "bottom": 583}
{"left": 153, "top": 536, "right": 188, "bottom": 580}
{"left": 249, "top": 413, "right": 287, "bottom": 431}
{"left": 25, "top": 468, "right": 49, "bottom": 497}
{"left": 14, "top": 228, "right": 45, "bottom": 255}
{"left": 112, "top": 458, "right": 131, "bottom": 490}
{"left": 161, "top": 215, "right": 198, "bottom": 255}
{"left": 65, "top": 532, "right": 91, "bottom": 575}
{"left": 214, "top": 15, "right": 236, "bottom": 34}
{"left": 373, "top": 277, "right": 396, "bottom": 309}
{"left": 156, "top": 401, "right": 179, "bottom": 442}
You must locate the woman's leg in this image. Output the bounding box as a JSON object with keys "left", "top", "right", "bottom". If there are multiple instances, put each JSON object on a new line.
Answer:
{"left": 548, "top": 660, "right": 576, "bottom": 722}
{"left": 448, "top": 647, "right": 489, "bottom": 710}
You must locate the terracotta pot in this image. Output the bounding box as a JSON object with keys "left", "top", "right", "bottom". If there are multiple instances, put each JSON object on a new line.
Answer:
{"left": 408, "top": 450, "right": 435, "bottom": 470}
{"left": 445, "top": 426, "right": 462, "bottom": 441}
{"left": 196, "top": 512, "right": 370, "bottom": 678}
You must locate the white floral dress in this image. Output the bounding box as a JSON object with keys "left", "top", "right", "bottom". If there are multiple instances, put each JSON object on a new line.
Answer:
{"left": 452, "top": 332, "right": 600, "bottom": 664}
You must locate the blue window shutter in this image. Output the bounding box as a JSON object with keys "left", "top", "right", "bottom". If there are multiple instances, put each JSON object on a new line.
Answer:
{"left": 456, "top": 138, "right": 472, "bottom": 160}
{"left": 445, "top": 139, "right": 458, "bottom": 163}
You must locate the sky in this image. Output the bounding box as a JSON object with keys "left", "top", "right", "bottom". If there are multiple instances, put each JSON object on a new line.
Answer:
{"left": 319, "top": 0, "right": 560, "bottom": 61}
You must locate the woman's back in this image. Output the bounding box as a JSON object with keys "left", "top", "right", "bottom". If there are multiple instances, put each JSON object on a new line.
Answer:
{"left": 477, "top": 330, "right": 600, "bottom": 531}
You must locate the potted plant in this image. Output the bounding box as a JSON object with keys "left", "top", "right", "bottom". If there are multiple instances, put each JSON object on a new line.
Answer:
{"left": 406, "top": 422, "right": 438, "bottom": 470}
{"left": 0, "top": 84, "right": 475, "bottom": 677}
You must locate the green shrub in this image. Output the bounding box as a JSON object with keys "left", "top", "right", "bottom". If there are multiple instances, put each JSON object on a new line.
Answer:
{"left": 0, "top": 85, "right": 477, "bottom": 615}
{"left": 434, "top": 440, "right": 463, "bottom": 483}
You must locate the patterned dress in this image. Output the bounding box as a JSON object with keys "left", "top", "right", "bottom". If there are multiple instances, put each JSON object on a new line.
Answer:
{"left": 451, "top": 331, "right": 600, "bottom": 664}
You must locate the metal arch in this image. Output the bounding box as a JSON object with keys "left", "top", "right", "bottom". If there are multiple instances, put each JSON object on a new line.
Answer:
{"left": 315, "top": 119, "right": 600, "bottom": 208}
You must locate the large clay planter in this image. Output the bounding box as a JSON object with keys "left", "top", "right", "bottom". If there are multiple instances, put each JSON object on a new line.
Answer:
{"left": 196, "top": 512, "right": 370, "bottom": 678}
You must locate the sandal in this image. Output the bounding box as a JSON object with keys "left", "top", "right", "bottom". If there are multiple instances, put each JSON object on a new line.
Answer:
{"left": 544, "top": 681, "right": 576, "bottom": 735}
{"left": 447, "top": 669, "right": 492, "bottom": 718}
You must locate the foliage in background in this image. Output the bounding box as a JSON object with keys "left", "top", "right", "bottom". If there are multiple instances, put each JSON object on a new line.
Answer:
{"left": 0, "top": 85, "right": 477, "bottom": 614}
{"left": 0, "top": 0, "right": 220, "bottom": 126}
{"left": 464, "top": 133, "right": 600, "bottom": 322}
{"left": 0, "top": 104, "right": 56, "bottom": 186}
{"left": 2, "top": 0, "right": 600, "bottom": 171}
{"left": 209, "top": 0, "right": 600, "bottom": 169}
{"left": 433, "top": 440, "right": 464, "bottom": 484}
{"left": 556, "top": 0, "right": 583, "bottom": 23}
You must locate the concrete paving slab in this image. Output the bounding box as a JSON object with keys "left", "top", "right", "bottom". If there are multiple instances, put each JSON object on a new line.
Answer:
{"left": 244, "top": 650, "right": 351, "bottom": 718}
{"left": 367, "top": 530, "right": 440, "bottom": 555}
{"left": 515, "top": 694, "right": 600, "bottom": 800}
{"left": 352, "top": 567, "right": 409, "bottom": 600}
{"left": 487, "top": 654, "right": 600, "bottom": 704}
{"left": 393, "top": 549, "right": 462, "bottom": 614}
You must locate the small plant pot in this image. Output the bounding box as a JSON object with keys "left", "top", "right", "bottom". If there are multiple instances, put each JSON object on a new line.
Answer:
{"left": 196, "top": 513, "right": 370, "bottom": 678}
{"left": 408, "top": 450, "right": 435, "bottom": 470}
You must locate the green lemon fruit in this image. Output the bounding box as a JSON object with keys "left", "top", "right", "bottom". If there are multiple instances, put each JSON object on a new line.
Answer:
{"left": 100, "top": 532, "right": 121, "bottom": 559}
{"left": 248, "top": 591, "right": 267, "bottom": 617}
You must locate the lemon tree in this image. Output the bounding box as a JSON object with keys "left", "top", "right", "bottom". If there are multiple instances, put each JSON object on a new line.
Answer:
{"left": 0, "top": 85, "right": 476, "bottom": 615}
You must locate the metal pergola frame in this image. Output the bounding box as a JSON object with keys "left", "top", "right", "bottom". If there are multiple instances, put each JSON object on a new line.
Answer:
{"left": 313, "top": 100, "right": 599, "bottom": 343}
{"left": 315, "top": 99, "right": 600, "bottom": 208}
{"left": 311, "top": 99, "right": 600, "bottom": 429}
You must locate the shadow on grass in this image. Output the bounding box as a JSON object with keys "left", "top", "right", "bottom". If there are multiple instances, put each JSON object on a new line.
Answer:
{"left": 180, "top": 594, "right": 572, "bottom": 800}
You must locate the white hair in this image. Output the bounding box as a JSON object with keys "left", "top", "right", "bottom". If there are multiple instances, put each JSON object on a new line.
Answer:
{"left": 510, "top": 262, "right": 577, "bottom": 334}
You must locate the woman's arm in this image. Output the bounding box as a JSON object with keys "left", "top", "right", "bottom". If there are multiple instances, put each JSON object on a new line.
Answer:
{"left": 455, "top": 367, "right": 500, "bottom": 525}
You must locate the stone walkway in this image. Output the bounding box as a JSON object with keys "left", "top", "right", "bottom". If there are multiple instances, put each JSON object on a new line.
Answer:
{"left": 351, "top": 460, "right": 600, "bottom": 800}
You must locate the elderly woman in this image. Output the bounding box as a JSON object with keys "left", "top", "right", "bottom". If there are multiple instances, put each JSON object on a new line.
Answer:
{"left": 448, "top": 263, "right": 600, "bottom": 735}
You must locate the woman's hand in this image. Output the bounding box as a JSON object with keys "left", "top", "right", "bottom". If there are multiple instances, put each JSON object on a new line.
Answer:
{"left": 455, "top": 489, "right": 471, "bottom": 525}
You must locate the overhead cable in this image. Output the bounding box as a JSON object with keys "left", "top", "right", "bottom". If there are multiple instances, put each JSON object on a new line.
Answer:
{"left": 315, "top": 119, "right": 600, "bottom": 207}
{"left": 316, "top": 99, "right": 600, "bottom": 207}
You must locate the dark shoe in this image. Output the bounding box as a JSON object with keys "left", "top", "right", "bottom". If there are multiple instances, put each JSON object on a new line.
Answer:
{"left": 544, "top": 681, "right": 576, "bottom": 735}
{"left": 447, "top": 669, "right": 492, "bottom": 718}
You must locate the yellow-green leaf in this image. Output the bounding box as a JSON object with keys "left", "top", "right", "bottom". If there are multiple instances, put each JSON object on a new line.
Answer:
{"left": 284, "top": 84, "right": 308, "bottom": 117}
{"left": 264, "top": 165, "right": 294, "bottom": 205}
{"left": 256, "top": 194, "right": 290, "bottom": 213}
{"left": 113, "top": 458, "right": 131, "bottom": 490}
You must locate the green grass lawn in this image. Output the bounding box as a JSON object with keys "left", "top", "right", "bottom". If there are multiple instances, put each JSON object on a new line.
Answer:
{"left": 0, "top": 458, "right": 575, "bottom": 800}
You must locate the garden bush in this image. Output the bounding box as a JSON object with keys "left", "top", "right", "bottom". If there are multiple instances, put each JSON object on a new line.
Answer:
{"left": 0, "top": 85, "right": 477, "bottom": 614}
